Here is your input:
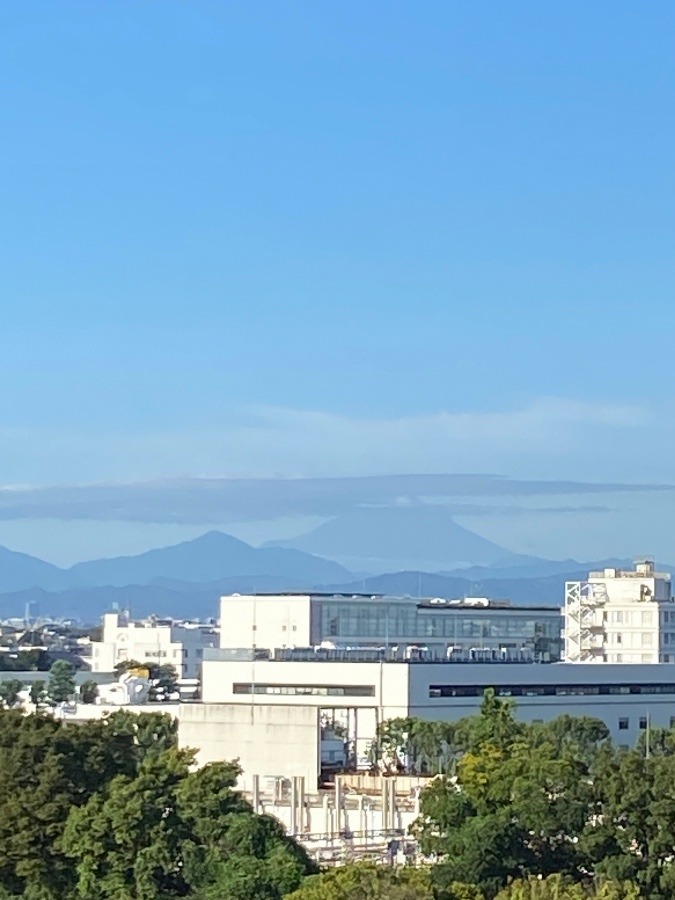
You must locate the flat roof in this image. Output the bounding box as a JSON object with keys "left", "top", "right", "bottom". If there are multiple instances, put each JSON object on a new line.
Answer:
{"left": 222, "top": 592, "right": 384, "bottom": 599}
{"left": 221, "top": 593, "right": 558, "bottom": 610}
{"left": 416, "top": 603, "right": 559, "bottom": 613}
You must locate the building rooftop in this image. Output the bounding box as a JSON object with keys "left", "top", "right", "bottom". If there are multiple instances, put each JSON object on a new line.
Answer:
{"left": 416, "top": 600, "right": 558, "bottom": 613}
{"left": 225, "top": 592, "right": 385, "bottom": 599}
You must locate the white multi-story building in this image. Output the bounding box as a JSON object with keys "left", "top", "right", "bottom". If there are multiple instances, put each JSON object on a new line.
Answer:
{"left": 219, "top": 592, "right": 562, "bottom": 662}
{"left": 564, "top": 560, "right": 675, "bottom": 664}
{"left": 180, "top": 651, "right": 675, "bottom": 793}
{"left": 91, "top": 613, "right": 218, "bottom": 678}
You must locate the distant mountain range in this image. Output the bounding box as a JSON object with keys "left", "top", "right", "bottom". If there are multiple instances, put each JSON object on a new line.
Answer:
{"left": 265, "top": 506, "right": 530, "bottom": 572}
{"left": 0, "top": 518, "right": 663, "bottom": 621}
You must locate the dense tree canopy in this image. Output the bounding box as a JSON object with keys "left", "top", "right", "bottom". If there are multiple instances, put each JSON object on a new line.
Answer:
{"left": 1, "top": 690, "right": 675, "bottom": 898}
{"left": 403, "top": 692, "right": 675, "bottom": 899}
{"left": 285, "top": 861, "right": 438, "bottom": 900}
{"left": 0, "top": 709, "right": 314, "bottom": 899}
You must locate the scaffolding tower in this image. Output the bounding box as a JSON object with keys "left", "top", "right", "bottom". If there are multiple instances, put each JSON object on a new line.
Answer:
{"left": 564, "top": 580, "right": 608, "bottom": 663}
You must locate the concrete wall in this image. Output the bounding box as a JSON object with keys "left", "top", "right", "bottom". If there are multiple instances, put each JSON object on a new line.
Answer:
{"left": 178, "top": 702, "right": 321, "bottom": 791}
{"left": 219, "top": 595, "right": 312, "bottom": 650}
{"left": 200, "top": 658, "right": 410, "bottom": 757}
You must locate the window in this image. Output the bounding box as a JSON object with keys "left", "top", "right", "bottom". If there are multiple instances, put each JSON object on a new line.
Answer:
{"left": 642, "top": 633, "right": 653, "bottom": 648}
{"left": 615, "top": 633, "right": 623, "bottom": 645}
{"left": 429, "top": 682, "right": 675, "bottom": 699}
{"left": 639, "top": 717, "right": 648, "bottom": 730}
{"left": 619, "top": 718, "right": 629, "bottom": 730}
{"left": 670, "top": 716, "right": 675, "bottom": 729}
{"left": 196, "top": 649, "right": 203, "bottom": 658}
{"left": 642, "top": 610, "right": 653, "bottom": 626}
{"left": 232, "top": 683, "right": 376, "bottom": 697}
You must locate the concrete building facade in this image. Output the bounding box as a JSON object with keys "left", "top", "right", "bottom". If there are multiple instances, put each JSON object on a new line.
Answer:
{"left": 91, "top": 613, "right": 218, "bottom": 678}
{"left": 196, "top": 652, "right": 675, "bottom": 763}
{"left": 564, "top": 560, "right": 675, "bottom": 663}
{"left": 219, "top": 592, "right": 562, "bottom": 662}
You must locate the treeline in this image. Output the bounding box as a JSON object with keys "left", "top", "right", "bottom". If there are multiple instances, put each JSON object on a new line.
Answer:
{"left": 0, "top": 709, "right": 315, "bottom": 899}
{"left": 2, "top": 694, "right": 674, "bottom": 899}
{"left": 286, "top": 864, "right": 638, "bottom": 899}
{"left": 0, "top": 649, "right": 52, "bottom": 671}
{"left": 347, "top": 691, "right": 675, "bottom": 899}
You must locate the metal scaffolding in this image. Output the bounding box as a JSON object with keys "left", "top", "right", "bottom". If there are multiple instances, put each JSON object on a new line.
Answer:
{"left": 564, "top": 580, "right": 608, "bottom": 662}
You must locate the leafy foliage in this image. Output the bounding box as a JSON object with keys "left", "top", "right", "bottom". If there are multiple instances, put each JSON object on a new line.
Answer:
{"left": 0, "top": 679, "right": 23, "bottom": 708}
{"left": 285, "top": 861, "right": 436, "bottom": 899}
{"left": 410, "top": 691, "right": 650, "bottom": 898}
{"left": 0, "top": 708, "right": 313, "bottom": 899}
{"left": 78, "top": 679, "right": 98, "bottom": 704}
{"left": 47, "top": 660, "right": 76, "bottom": 703}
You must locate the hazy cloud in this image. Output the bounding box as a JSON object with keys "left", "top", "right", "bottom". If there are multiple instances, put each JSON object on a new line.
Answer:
{"left": 0, "top": 396, "right": 656, "bottom": 487}
{"left": 0, "top": 475, "right": 666, "bottom": 524}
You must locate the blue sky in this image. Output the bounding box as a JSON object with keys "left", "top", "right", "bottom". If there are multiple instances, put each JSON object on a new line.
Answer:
{"left": 1, "top": 2, "right": 674, "bottom": 564}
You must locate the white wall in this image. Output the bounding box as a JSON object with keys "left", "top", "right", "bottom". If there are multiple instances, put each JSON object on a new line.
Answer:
{"left": 178, "top": 703, "right": 320, "bottom": 792}
{"left": 201, "top": 658, "right": 409, "bottom": 718}
{"left": 219, "top": 595, "right": 313, "bottom": 650}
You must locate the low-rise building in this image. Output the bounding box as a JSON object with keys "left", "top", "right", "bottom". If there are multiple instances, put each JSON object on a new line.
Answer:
{"left": 91, "top": 613, "right": 218, "bottom": 678}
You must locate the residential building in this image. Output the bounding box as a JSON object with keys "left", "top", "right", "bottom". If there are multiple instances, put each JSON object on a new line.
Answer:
{"left": 91, "top": 613, "right": 218, "bottom": 678}
{"left": 219, "top": 592, "right": 562, "bottom": 662}
{"left": 564, "top": 559, "right": 674, "bottom": 663}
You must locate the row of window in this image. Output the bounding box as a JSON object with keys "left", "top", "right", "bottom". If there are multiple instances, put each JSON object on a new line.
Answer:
{"left": 607, "top": 654, "right": 656, "bottom": 663}
{"left": 606, "top": 610, "right": 654, "bottom": 626}
{"left": 319, "top": 603, "right": 561, "bottom": 641}
{"left": 607, "top": 632, "right": 653, "bottom": 647}
{"left": 232, "top": 682, "right": 376, "bottom": 697}
{"left": 617, "top": 716, "right": 673, "bottom": 730}
{"left": 428, "top": 682, "right": 675, "bottom": 698}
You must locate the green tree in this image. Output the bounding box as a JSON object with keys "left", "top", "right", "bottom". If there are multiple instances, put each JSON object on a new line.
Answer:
{"left": 105, "top": 709, "right": 178, "bottom": 761}
{"left": 113, "top": 658, "right": 145, "bottom": 677}
{"left": 285, "top": 862, "right": 436, "bottom": 899}
{"left": 0, "top": 711, "right": 135, "bottom": 897}
{"left": 62, "top": 748, "right": 194, "bottom": 899}
{"left": 149, "top": 663, "right": 179, "bottom": 701}
{"left": 0, "top": 679, "right": 23, "bottom": 708}
{"left": 414, "top": 695, "right": 596, "bottom": 896}
{"left": 582, "top": 748, "right": 675, "bottom": 899}
{"left": 47, "top": 660, "right": 76, "bottom": 704}
{"left": 494, "top": 876, "right": 639, "bottom": 900}
{"left": 79, "top": 679, "right": 99, "bottom": 704}
{"left": 29, "top": 679, "right": 47, "bottom": 710}
{"left": 374, "top": 717, "right": 460, "bottom": 775}
{"left": 62, "top": 750, "right": 314, "bottom": 900}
